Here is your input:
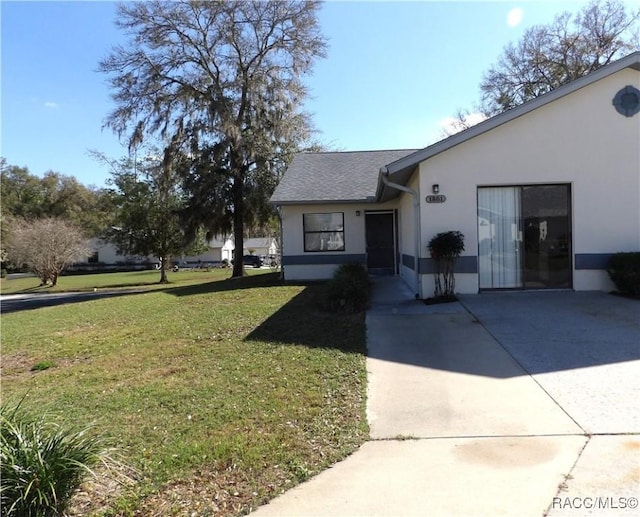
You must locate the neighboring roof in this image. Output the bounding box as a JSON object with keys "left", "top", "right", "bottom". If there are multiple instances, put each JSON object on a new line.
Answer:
{"left": 378, "top": 51, "right": 640, "bottom": 200}
{"left": 244, "top": 237, "right": 275, "bottom": 249}
{"left": 271, "top": 52, "right": 640, "bottom": 206}
{"left": 270, "top": 149, "right": 418, "bottom": 204}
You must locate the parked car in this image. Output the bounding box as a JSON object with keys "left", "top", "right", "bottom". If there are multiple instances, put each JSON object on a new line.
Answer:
{"left": 231, "top": 255, "right": 263, "bottom": 268}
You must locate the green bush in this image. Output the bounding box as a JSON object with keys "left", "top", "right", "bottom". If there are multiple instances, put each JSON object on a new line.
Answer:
{"left": 326, "top": 263, "right": 370, "bottom": 313}
{"left": 607, "top": 252, "right": 640, "bottom": 297}
{"left": 0, "top": 403, "right": 108, "bottom": 517}
{"left": 427, "top": 231, "right": 465, "bottom": 298}
{"left": 1, "top": 268, "right": 6, "bottom": 279}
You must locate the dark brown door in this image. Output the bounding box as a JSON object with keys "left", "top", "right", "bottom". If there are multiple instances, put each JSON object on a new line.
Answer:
{"left": 366, "top": 212, "right": 395, "bottom": 275}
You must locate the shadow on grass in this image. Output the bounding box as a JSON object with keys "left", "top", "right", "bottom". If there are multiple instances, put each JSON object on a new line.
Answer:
{"left": 164, "top": 272, "right": 283, "bottom": 297}
{"left": 245, "top": 284, "right": 366, "bottom": 354}
{"left": 1, "top": 273, "right": 283, "bottom": 314}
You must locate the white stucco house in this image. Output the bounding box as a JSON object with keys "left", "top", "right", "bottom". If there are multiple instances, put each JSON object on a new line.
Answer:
{"left": 182, "top": 236, "right": 235, "bottom": 264}
{"left": 243, "top": 237, "right": 278, "bottom": 258}
{"left": 80, "top": 236, "right": 235, "bottom": 268}
{"left": 270, "top": 52, "right": 640, "bottom": 297}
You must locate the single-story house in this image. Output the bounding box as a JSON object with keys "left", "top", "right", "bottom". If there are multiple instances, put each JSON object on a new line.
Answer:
{"left": 182, "top": 236, "right": 234, "bottom": 265}
{"left": 79, "top": 236, "right": 236, "bottom": 269}
{"left": 81, "top": 238, "right": 154, "bottom": 268}
{"left": 243, "top": 237, "right": 278, "bottom": 259}
{"left": 270, "top": 51, "right": 640, "bottom": 297}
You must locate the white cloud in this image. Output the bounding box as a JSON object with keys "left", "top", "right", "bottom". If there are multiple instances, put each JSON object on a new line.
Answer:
{"left": 506, "top": 7, "right": 524, "bottom": 28}
{"left": 43, "top": 101, "right": 59, "bottom": 109}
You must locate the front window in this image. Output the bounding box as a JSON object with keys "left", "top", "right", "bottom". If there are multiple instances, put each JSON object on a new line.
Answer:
{"left": 303, "top": 212, "right": 345, "bottom": 252}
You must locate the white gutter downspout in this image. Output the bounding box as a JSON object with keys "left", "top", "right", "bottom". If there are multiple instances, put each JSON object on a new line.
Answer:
{"left": 380, "top": 167, "right": 422, "bottom": 299}
{"left": 275, "top": 205, "right": 284, "bottom": 281}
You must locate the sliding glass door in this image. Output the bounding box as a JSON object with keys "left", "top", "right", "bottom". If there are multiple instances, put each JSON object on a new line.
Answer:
{"left": 478, "top": 187, "right": 523, "bottom": 288}
{"left": 478, "top": 185, "right": 571, "bottom": 290}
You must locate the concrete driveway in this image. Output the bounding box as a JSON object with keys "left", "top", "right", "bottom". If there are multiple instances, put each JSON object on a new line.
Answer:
{"left": 252, "top": 279, "right": 639, "bottom": 517}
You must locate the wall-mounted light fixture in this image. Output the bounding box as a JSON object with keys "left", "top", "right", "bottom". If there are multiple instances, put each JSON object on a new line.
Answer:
{"left": 432, "top": 184, "right": 440, "bottom": 194}
{"left": 355, "top": 210, "right": 361, "bottom": 216}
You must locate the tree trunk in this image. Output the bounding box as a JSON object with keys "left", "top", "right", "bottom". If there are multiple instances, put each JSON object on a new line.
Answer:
{"left": 159, "top": 256, "right": 169, "bottom": 284}
{"left": 231, "top": 172, "right": 245, "bottom": 278}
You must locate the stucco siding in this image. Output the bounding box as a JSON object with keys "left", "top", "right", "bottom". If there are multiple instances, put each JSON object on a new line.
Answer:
{"left": 417, "top": 67, "right": 640, "bottom": 294}
{"left": 280, "top": 201, "right": 398, "bottom": 281}
{"left": 396, "top": 172, "right": 420, "bottom": 292}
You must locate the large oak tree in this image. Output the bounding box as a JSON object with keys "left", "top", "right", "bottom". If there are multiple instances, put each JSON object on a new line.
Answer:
{"left": 99, "top": 1, "right": 326, "bottom": 277}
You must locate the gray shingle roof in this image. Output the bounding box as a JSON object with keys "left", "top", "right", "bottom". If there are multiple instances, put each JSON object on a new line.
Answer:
{"left": 270, "top": 149, "right": 418, "bottom": 204}
{"left": 273, "top": 52, "right": 640, "bottom": 206}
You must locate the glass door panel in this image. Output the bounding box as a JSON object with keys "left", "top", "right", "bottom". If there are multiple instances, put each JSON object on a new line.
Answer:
{"left": 478, "top": 187, "right": 523, "bottom": 289}
{"left": 522, "top": 185, "right": 571, "bottom": 289}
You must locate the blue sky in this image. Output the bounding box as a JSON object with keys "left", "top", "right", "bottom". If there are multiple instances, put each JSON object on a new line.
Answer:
{"left": 2, "top": 0, "right": 638, "bottom": 188}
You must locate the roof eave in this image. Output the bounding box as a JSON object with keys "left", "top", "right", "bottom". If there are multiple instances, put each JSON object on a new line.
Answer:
{"left": 269, "top": 197, "right": 379, "bottom": 206}
{"left": 385, "top": 51, "right": 640, "bottom": 179}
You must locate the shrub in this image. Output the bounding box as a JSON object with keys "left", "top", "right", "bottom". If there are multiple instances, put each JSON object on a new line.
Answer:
{"left": 326, "top": 263, "right": 370, "bottom": 313}
{"left": 607, "top": 252, "right": 640, "bottom": 297}
{"left": 1, "top": 268, "right": 6, "bottom": 279}
{"left": 0, "top": 403, "right": 108, "bottom": 517}
{"left": 427, "top": 231, "right": 465, "bottom": 299}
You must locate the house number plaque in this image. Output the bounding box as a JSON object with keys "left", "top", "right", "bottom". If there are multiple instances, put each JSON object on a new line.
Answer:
{"left": 425, "top": 195, "right": 446, "bottom": 203}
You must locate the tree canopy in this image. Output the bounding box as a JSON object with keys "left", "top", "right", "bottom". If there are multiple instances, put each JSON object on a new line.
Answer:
{"left": 99, "top": 0, "right": 327, "bottom": 277}
{"left": 480, "top": 0, "right": 639, "bottom": 115}
{"left": 97, "top": 150, "right": 206, "bottom": 284}
{"left": 0, "top": 158, "right": 111, "bottom": 236}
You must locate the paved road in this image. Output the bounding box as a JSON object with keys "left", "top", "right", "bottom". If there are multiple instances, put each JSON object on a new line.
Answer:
{"left": 0, "top": 289, "right": 145, "bottom": 314}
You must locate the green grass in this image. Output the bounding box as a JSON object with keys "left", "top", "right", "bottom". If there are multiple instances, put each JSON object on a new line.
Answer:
{"left": 1, "top": 273, "right": 368, "bottom": 516}
{"left": 0, "top": 268, "right": 266, "bottom": 295}
{"left": 30, "top": 360, "right": 55, "bottom": 371}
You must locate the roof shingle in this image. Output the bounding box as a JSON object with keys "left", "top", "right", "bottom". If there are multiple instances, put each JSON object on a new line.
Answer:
{"left": 270, "top": 149, "right": 418, "bottom": 204}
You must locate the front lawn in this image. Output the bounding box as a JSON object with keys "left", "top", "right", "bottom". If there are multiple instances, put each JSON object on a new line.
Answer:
{"left": 0, "top": 268, "right": 267, "bottom": 295}
{"left": 1, "top": 273, "right": 368, "bottom": 516}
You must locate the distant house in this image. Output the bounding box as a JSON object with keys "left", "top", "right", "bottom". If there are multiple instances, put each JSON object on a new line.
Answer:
{"left": 181, "top": 236, "right": 234, "bottom": 265}
{"left": 76, "top": 235, "right": 275, "bottom": 269}
{"left": 76, "top": 238, "right": 154, "bottom": 270}
{"left": 270, "top": 52, "right": 640, "bottom": 296}
{"left": 243, "top": 237, "right": 278, "bottom": 258}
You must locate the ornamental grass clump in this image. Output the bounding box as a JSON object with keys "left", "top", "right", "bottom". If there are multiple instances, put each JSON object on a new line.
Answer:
{"left": 0, "top": 403, "right": 108, "bottom": 517}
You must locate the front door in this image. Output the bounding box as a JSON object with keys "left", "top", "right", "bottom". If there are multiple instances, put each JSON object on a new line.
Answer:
{"left": 366, "top": 212, "right": 395, "bottom": 275}
{"left": 478, "top": 185, "right": 572, "bottom": 290}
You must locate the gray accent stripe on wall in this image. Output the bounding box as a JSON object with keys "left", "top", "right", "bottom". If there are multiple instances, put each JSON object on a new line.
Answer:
{"left": 419, "top": 256, "right": 479, "bottom": 274}
{"left": 402, "top": 254, "right": 415, "bottom": 270}
{"left": 402, "top": 255, "right": 478, "bottom": 274}
{"left": 282, "top": 254, "right": 366, "bottom": 266}
{"left": 574, "top": 253, "right": 613, "bottom": 270}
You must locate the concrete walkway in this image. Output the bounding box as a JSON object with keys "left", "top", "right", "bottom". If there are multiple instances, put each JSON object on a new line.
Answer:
{"left": 252, "top": 277, "right": 639, "bottom": 517}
